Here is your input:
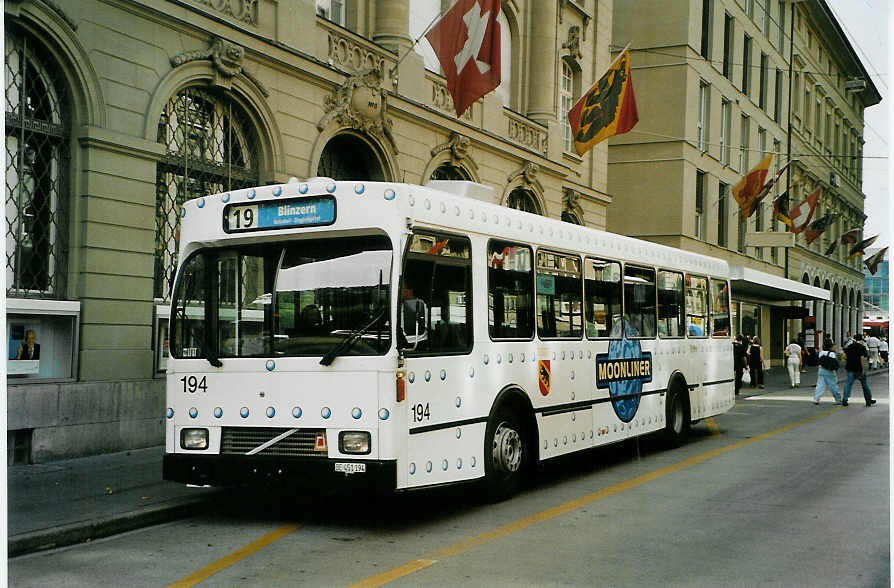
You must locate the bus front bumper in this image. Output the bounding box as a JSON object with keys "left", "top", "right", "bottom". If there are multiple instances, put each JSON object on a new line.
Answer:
{"left": 164, "top": 453, "right": 397, "bottom": 490}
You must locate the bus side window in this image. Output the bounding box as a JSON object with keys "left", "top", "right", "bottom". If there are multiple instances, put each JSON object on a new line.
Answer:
{"left": 657, "top": 270, "right": 685, "bottom": 337}
{"left": 623, "top": 265, "right": 656, "bottom": 338}
{"left": 710, "top": 278, "right": 731, "bottom": 336}
{"left": 400, "top": 233, "right": 472, "bottom": 354}
{"left": 584, "top": 258, "right": 621, "bottom": 338}
{"left": 685, "top": 274, "right": 709, "bottom": 337}
{"left": 487, "top": 241, "right": 534, "bottom": 339}
{"left": 536, "top": 251, "right": 582, "bottom": 339}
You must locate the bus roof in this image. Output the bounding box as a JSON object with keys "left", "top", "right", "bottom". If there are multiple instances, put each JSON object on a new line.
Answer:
{"left": 178, "top": 178, "right": 729, "bottom": 279}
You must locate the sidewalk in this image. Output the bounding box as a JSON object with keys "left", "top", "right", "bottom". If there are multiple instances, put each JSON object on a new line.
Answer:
{"left": 7, "top": 364, "right": 888, "bottom": 557}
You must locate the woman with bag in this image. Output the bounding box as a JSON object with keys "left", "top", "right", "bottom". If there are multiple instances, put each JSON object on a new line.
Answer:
{"left": 813, "top": 339, "right": 842, "bottom": 405}
{"left": 748, "top": 337, "right": 764, "bottom": 388}
{"left": 785, "top": 339, "right": 802, "bottom": 388}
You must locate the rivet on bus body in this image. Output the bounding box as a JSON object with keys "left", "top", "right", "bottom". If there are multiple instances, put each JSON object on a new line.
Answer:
{"left": 552, "top": 352, "right": 556, "bottom": 360}
{"left": 579, "top": 351, "right": 583, "bottom": 359}
{"left": 426, "top": 461, "right": 432, "bottom": 473}
{"left": 571, "top": 371, "right": 575, "bottom": 380}
{"left": 563, "top": 436, "right": 568, "bottom": 445}
{"left": 166, "top": 408, "right": 174, "bottom": 419}
{"left": 467, "top": 209, "right": 474, "bottom": 219}
{"left": 454, "top": 206, "right": 460, "bottom": 216}
{"left": 222, "top": 193, "right": 230, "bottom": 203}
{"left": 440, "top": 202, "right": 446, "bottom": 213}
{"left": 554, "top": 439, "right": 558, "bottom": 447}
{"left": 492, "top": 214, "right": 498, "bottom": 224}
{"left": 543, "top": 440, "right": 548, "bottom": 449}
{"left": 409, "top": 462, "right": 416, "bottom": 475}
{"left": 440, "top": 369, "right": 446, "bottom": 381}
{"left": 267, "top": 407, "right": 275, "bottom": 418}
{"left": 408, "top": 372, "right": 415, "bottom": 383}
{"left": 189, "top": 407, "right": 198, "bottom": 418}
{"left": 408, "top": 195, "right": 415, "bottom": 206}
{"left": 561, "top": 351, "right": 565, "bottom": 360}
{"left": 455, "top": 397, "right": 461, "bottom": 408}
{"left": 273, "top": 186, "right": 282, "bottom": 197}
{"left": 214, "top": 407, "right": 223, "bottom": 418}
{"left": 299, "top": 183, "right": 309, "bottom": 194}
{"left": 424, "top": 370, "right": 431, "bottom": 382}
{"left": 572, "top": 413, "right": 576, "bottom": 421}
{"left": 266, "top": 360, "right": 275, "bottom": 371}
{"left": 496, "top": 354, "right": 502, "bottom": 364}
{"left": 471, "top": 457, "right": 476, "bottom": 468}
{"left": 520, "top": 353, "right": 525, "bottom": 362}
{"left": 352, "top": 407, "right": 362, "bottom": 419}
{"left": 424, "top": 199, "right": 431, "bottom": 210}
{"left": 573, "top": 434, "right": 577, "bottom": 442}
{"left": 354, "top": 183, "right": 365, "bottom": 195}
{"left": 481, "top": 212, "right": 487, "bottom": 222}
{"left": 248, "top": 189, "right": 256, "bottom": 199}
{"left": 326, "top": 182, "right": 336, "bottom": 193}
{"left": 378, "top": 408, "right": 389, "bottom": 420}
{"left": 292, "top": 407, "right": 302, "bottom": 418}
{"left": 457, "top": 458, "right": 462, "bottom": 470}
{"left": 508, "top": 353, "right": 513, "bottom": 364}
{"left": 180, "top": 208, "right": 186, "bottom": 218}
{"left": 456, "top": 428, "right": 461, "bottom": 439}
{"left": 384, "top": 188, "right": 395, "bottom": 200}
{"left": 240, "top": 407, "right": 249, "bottom": 418}
{"left": 468, "top": 366, "right": 474, "bottom": 378}
{"left": 442, "top": 459, "right": 448, "bottom": 471}
{"left": 321, "top": 407, "right": 331, "bottom": 419}
{"left": 483, "top": 354, "right": 489, "bottom": 365}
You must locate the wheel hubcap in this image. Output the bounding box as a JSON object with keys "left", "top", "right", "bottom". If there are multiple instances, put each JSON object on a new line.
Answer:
{"left": 672, "top": 397, "right": 683, "bottom": 434}
{"left": 492, "top": 422, "right": 522, "bottom": 473}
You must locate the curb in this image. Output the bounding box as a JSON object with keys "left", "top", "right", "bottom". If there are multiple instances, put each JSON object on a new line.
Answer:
{"left": 8, "top": 494, "right": 220, "bottom": 557}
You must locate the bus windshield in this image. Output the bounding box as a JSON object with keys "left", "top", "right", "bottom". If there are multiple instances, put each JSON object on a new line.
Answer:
{"left": 171, "top": 234, "right": 392, "bottom": 360}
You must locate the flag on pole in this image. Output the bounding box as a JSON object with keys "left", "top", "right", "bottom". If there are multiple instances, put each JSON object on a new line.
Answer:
{"left": 567, "top": 46, "right": 639, "bottom": 156}
{"left": 839, "top": 227, "right": 862, "bottom": 245}
{"left": 865, "top": 247, "right": 888, "bottom": 275}
{"left": 788, "top": 188, "right": 821, "bottom": 234}
{"left": 848, "top": 234, "right": 879, "bottom": 258}
{"left": 804, "top": 213, "right": 837, "bottom": 244}
{"left": 426, "top": 0, "right": 502, "bottom": 117}
{"left": 732, "top": 154, "right": 773, "bottom": 218}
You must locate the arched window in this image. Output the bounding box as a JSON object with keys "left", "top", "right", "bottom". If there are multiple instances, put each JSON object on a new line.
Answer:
{"left": 560, "top": 60, "right": 575, "bottom": 153}
{"left": 507, "top": 188, "right": 541, "bottom": 215}
{"left": 561, "top": 210, "right": 582, "bottom": 225}
{"left": 318, "top": 133, "right": 387, "bottom": 181}
{"left": 5, "top": 24, "right": 70, "bottom": 298}
{"left": 430, "top": 163, "right": 471, "bottom": 181}
{"left": 155, "top": 87, "right": 261, "bottom": 299}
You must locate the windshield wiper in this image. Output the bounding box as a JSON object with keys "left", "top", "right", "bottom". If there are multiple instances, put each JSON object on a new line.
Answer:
{"left": 319, "top": 307, "right": 387, "bottom": 366}
{"left": 176, "top": 304, "right": 222, "bottom": 368}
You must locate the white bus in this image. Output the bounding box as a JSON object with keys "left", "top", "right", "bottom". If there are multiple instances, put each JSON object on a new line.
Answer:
{"left": 164, "top": 178, "right": 734, "bottom": 497}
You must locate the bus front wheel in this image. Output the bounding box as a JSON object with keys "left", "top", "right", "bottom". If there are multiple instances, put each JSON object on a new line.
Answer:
{"left": 664, "top": 386, "right": 690, "bottom": 447}
{"left": 484, "top": 406, "right": 529, "bottom": 500}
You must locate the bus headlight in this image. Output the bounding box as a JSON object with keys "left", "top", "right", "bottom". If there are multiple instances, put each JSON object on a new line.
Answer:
{"left": 339, "top": 431, "right": 370, "bottom": 455}
{"left": 181, "top": 428, "right": 209, "bottom": 450}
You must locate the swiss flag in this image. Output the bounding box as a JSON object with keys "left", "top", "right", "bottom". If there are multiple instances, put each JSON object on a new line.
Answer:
{"left": 788, "top": 188, "right": 821, "bottom": 235}
{"left": 426, "top": 0, "right": 501, "bottom": 117}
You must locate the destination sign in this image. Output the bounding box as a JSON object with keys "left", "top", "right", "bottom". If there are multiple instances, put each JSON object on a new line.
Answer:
{"left": 224, "top": 196, "right": 336, "bottom": 233}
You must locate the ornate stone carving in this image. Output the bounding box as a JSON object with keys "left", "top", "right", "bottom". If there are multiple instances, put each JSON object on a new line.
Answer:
{"left": 507, "top": 114, "right": 548, "bottom": 155}
{"left": 326, "top": 27, "right": 386, "bottom": 75}
{"left": 170, "top": 38, "right": 269, "bottom": 96}
{"left": 429, "top": 75, "right": 474, "bottom": 120}
{"left": 508, "top": 162, "right": 540, "bottom": 188}
{"left": 431, "top": 133, "right": 471, "bottom": 166}
{"left": 192, "top": 0, "right": 258, "bottom": 26}
{"left": 563, "top": 25, "right": 582, "bottom": 60}
{"left": 563, "top": 187, "right": 585, "bottom": 221}
{"left": 318, "top": 68, "right": 397, "bottom": 153}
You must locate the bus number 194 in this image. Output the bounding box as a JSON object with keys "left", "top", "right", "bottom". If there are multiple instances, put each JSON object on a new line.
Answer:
{"left": 412, "top": 403, "right": 430, "bottom": 423}
{"left": 180, "top": 375, "right": 208, "bottom": 394}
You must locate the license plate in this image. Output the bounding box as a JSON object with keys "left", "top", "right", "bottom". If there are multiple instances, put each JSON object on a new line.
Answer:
{"left": 334, "top": 462, "right": 366, "bottom": 474}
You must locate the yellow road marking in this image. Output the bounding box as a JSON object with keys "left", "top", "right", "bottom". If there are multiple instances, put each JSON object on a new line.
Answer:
{"left": 350, "top": 408, "right": 838, "bottom": 587}
{"left": 705, "top": 417, "right": 721, "bottom": 436}
{"left": 169, "top": 523, "right": 299, "bottom": 587}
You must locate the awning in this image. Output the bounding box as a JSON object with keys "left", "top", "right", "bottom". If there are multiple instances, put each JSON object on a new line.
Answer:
{"left": 729, "top": 266, "right": 831, "bottom": 302}
{"left": 863, "top": 320, "right": 888, "bottom": 328}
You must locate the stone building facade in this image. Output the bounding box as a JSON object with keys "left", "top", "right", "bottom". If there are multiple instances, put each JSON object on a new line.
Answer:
{"left": 608, "top": 0, "right": 879, "bottom": 362}
{"left": 5, "top": 0, "right": 613, "bottom": 462}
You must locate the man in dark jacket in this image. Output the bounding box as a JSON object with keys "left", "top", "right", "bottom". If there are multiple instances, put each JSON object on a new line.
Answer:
{"left": 733, "top": 334, "right": 747, "bottom": 396}
{"left": 842, "top": 334, "right": 875, "bottom": 407}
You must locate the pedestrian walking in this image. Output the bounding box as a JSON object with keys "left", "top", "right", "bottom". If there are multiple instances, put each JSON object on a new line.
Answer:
{"left": 748, "top": 336, "right": 764, "bottom": 388}
{"left": 784, "top": 339, "right": 802, "bottom": 387}
{"left": 813, "top": 339, "right": 842, "bottom": 405}
{"left": 880, "top": 337, "right": 888, "bottom": 367}
{"left": 842, "top": 334, "right": 876, "bottom": 407}
{"left": 733, "top": 334, "right": 748, "bottom": 395}
{"left": 867, "top": 334, "right": 880, "bottom": 370}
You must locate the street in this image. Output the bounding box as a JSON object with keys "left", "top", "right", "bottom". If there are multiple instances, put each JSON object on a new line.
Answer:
{"left": 9, "top": 371, "right": 889, "bottom": 587}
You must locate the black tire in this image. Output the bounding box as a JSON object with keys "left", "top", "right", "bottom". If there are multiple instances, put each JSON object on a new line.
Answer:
{"left": 483, "top": 405, "right": 530, "bottom": 501}
{"left": 664, "top": 385, "right": 690, "bottom": 447}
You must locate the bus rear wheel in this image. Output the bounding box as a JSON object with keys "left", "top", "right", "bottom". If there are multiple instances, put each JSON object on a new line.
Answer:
{"left": 664, "top": 386, "right": 690, "bottom": 447}
{"left": 484, "top": 406, "right": 529, "bottom": 500}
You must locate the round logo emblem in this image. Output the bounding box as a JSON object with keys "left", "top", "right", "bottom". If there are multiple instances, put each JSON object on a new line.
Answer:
{"left": 596, "top": 320, "right": 652, "bottom": 423}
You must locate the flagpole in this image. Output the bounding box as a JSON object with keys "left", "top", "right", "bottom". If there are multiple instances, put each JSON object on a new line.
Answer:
{"left": 387, "top": 8, "right": 447, "bottom": 82}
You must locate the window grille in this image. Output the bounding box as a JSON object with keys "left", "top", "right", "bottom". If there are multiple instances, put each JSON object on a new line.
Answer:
{"left": 154, "top": 87, "right": 260, "bottom": 300}
{"left": 5, "top": 25, "right": 70, "bottom": 298}
{"left": 507, "top": 188, "right": 541, "bottom": 215}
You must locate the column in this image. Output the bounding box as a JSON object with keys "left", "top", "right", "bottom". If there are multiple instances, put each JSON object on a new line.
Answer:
{"left": 373, "top": 0, "right": 412, "bottom": 54}
{"left": 526, "top": 0, "right": 558, "bottom": 125}
{"left": 833, "top": 303, "right": 841, "bottom": 346}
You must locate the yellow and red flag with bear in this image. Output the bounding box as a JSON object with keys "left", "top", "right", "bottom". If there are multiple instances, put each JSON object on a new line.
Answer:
{"left": 567, "top": 46, "right": 639, "bottom": 156}
{"left": 731, "top": 154, "right": 773, "bottom": 218}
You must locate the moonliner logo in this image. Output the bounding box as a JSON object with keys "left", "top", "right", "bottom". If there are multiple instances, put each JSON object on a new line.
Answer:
{"left": 595, "top": 321, "right": 652, "bottom": 423}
